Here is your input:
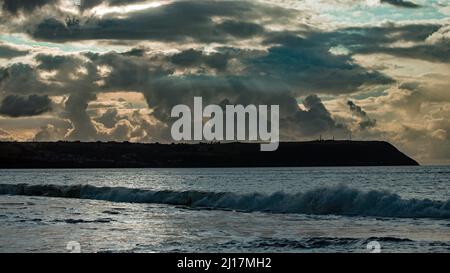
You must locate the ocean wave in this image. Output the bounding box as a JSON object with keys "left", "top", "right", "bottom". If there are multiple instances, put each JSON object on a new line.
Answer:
{"left": 1, "top": 183, "right": 450, "bottom": 219}
{"left": 218, "top": 237, "right": 359, "bottom": 250}
{"left": 53, "top": 218, "right": 114, "bottom": 224}
{"left": 219, "top": 236, "right": 414, "bottom": 250}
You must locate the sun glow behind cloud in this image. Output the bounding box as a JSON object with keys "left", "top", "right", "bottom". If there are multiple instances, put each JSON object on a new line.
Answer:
{"left": 90, "top": 1, "right": 170, "bottom": 17}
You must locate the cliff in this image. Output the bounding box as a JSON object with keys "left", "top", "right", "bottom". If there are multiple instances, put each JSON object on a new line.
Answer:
{"left": 0, "top": 141, "right": 419, "bottom": 168}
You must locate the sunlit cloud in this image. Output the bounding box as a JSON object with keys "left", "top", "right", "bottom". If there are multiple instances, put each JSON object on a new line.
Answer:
{"left": 90, "top": 1, "right": 170, "bottom": 17}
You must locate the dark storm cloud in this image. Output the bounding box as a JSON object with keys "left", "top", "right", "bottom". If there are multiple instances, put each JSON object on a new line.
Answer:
{"left": 331, "top": 23, "right": 450, "bottom": 63}
{"left": 10, "top": 0, "right": 444, "bottom": 64}
{"left": 381, "top": 0, "right": 421, "bottom": 8}
{"left": 170, "top": 49, "right": 229, "bottom": 71}
{"left": 287, "top": 95, "right": 347, "bottom": 138}
{"left": 79, "top": 0, "right": 147, "bottom": 10}
{"left": 142, "top": 77, "right": 349, "bottom": 139}
{"left": 0, "top": 55, "right": 105, "bottom": 140}
{"left": 7, "top": 0, "right": 423, "bottom": 142}
{"left": 83, "top": 50, "right": 172, "bottom": 91}
{"left": 35, "top": 54, "right": 80, "bottom": 70}
{"left": 121, "top": 48, "right": 146, "bottom": 57}
{"left": 0, "top": 39, "right": 389, "bottom": 140}
{"left": 347, "top": 100, "right": 377, "bottom": 130}
{"left": 32, "top": 1, "right": 277, "bottom": 42}
{"left": 0, "top": 55, "right": 95, "bottom": 96}
{"left": 78, "top": 0, "right": 102, "bottom": 10}
{"left": 310, "top": 24, "right": 440, "bottom": 48}
{"left": 0, "top": 44, "right": 29, "bottom": 59}
{"left": 295, "top": 23, "right": 449, "bottom": 63}
{"left": 0, "top": 34, "right": 395, "bottom": 101}
{"left": 79, "top": 48, "right": 352, "bottom": 139}
{"left": 258, "top": 33, "right": 395, "bottom": 93}
{"left": 137, "top": 74, "right": 350, "bottom": 140}
{"left": 356, "top": 43, "right": 450, "bottom": 63}
{"left": 215, "top": 20, "right": 265, "bottom": 38}
{"left": 1, "top": 0, "right": 443, "bottom": 67}
{"left": 1, "top": 0, "right": 58, "bottom": 14}
{"left": 0, "top": 63, "right": 53, "bottom": 94}
{"left": 1, "top": 0, "right": 149, "bottom": 14}
{"left": 0, "top": 94, "right": 52, "bottom": 117}
{"left": 347, "top": 100, "right": 368, "bottom": 118}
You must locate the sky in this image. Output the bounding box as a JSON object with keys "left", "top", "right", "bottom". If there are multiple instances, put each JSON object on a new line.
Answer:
{"left": 0, "top": 0, "right": 449, "bottom": 165}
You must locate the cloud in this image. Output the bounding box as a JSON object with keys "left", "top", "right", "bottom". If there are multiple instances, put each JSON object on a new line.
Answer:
{"left": 0, "top": 37, "right": 392, "bottom": 142}
{"left": 170, "top": 49, "right": 229, "bottom": 71}
{"left": 381, "top": 0, "right": 421, "bottom": 9}
{"left": 358, "top": 119, "right": 377, "bottom": 130}
{"left": 347, "top": 100, "right": 368, "bottom": 118}
{"left": 257, "top": 33, "right": 395, "bottom": 93}
{"left": 0, "top": 128, "right": 9, "bottom": 136}
{"left": 0, "top": 94, "right": 52, "bottom": 117}
{"left": 426, "top": 25, "right": 450, "bottom": 45}
{"left": 36, "top": 53, "right": 82, "bottom": 71}
{"left": 62, "top": 92, "right": 98, "bottom": 141}
{"left": 275, "top": 22, "right": 447, "bottom": 64}
{"left": 0, "top": 0, "right": 400, "bottom": 144}
{"left": 33, "top": 122, "right": 71, "bottom": 141}
{"left": 347, "top": 100, "right": 377, "bottom": 130}
{"left": 94, "top": 108, "right": 120, "bottom": 128}
{"left": 78, "top": 0, "right": 148, "bottom": 10}
{"left": 108, "top": 119, "right": 133, "bottom": 141}
{"left": 1, "top": 0, "right": 58, "bottom": 14}
{"left": 0, "top": 63, "right": 58, "bottom": 95}
{"left": 357, "top": 44, "right": 450, "bottom": 63}
{"left": 1, "top": 0, "right": 149, "bottom": 15}
{"left": 284, "top": 95, "right": 348, "bottom": 139}
{"left": 0, "top": 43, "right": 29, "bottom": 59}
{"left": 31, "top": 1, "right": 280, "bottom": 43}
{"left": 0, "top": 128, "right": 14, "bottom": 141}
{"left": 342, "top": 23, "right": 450, "bottom": 63}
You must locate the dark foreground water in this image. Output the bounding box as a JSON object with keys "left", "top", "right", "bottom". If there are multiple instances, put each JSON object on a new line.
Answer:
{"left": 1, "top": 166, "right": 450, "bottom": 253}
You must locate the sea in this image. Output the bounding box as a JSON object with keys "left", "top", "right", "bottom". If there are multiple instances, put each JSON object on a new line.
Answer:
{"left": 0, "top": 166, "right": 450, "bottom": 253}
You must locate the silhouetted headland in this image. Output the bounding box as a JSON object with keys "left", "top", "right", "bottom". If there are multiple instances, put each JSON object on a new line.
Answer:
{"left": 0, "top": 141, "right": 418, "bottom": 168}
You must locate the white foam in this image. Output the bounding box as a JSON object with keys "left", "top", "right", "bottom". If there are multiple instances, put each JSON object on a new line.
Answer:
{"left": 1, "top": 183, "right": 450, "bottom": 219}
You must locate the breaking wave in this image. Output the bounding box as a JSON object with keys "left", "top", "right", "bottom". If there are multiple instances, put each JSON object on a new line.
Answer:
{"left": 1, "top": 183, "right": 450, "bottom": 219}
